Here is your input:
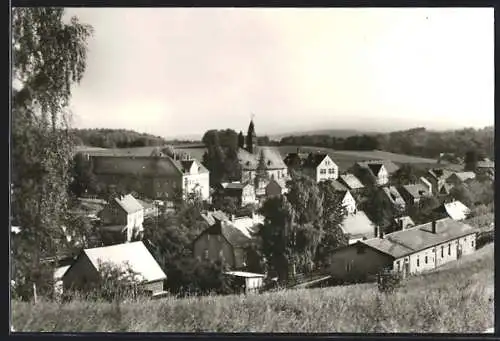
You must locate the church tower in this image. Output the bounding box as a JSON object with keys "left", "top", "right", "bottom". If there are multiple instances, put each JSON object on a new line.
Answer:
{"left": 245, "top": 119, "right": 257, "bottom": 154}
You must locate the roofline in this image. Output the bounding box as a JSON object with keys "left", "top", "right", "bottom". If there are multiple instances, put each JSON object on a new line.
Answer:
{"left": 364, "top": 230, "right": 478, "bottom": 259}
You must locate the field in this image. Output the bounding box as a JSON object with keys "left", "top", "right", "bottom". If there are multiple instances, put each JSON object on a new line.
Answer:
{"left": 75, "top": 144, "right": 448, "bottom": 173}
{"left": 12, "top": 243, "right": 493, "bottom": 333}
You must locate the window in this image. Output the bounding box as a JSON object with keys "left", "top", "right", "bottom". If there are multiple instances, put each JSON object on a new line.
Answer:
{"left": 441, "top": 245, "right": 444, "bottom": 258}
{"left": 471, "top": 240, "right": 475, "bottom": 248}
{"left": 448, "top": 244, "right": 451, "bottom": 256}
{"left": 396, "top": 260, "right": 400, "bottom": 271}
{"left": 203, "top": 250, "right": 209, "bottom": 260}
{"left": 320, "top": 169, "right": 326, "bottom": 174}
{"left": 416, "top": 257, "right": 420, "bottom": 267}
{"left": 328, "top": 168, "right": 334, "bottom": 174}
{"left": 425, "top": 256, "right": 428, "bottom": 264}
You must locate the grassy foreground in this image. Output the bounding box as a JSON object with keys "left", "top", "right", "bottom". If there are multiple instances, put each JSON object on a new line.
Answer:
{"left": 12, "top": 244, "right": 493, "bottom": 333}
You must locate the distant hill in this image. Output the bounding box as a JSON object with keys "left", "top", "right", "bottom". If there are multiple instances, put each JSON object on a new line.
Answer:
{"left": 268, "top": 129, "right": 378, "bottom": 140}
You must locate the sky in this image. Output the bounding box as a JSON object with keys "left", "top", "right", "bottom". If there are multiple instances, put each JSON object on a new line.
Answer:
{"left": 64, "top": 8, "right": 494, "bottom": 139}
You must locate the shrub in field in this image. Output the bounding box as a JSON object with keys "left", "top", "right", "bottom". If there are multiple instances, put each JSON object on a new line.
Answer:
{"left": 377, "top": 270, "right": 402, "bottom": 294}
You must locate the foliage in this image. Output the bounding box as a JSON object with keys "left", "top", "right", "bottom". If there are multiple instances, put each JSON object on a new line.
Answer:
{"left": 390, "top": 164, "right": 423, "bottom": 186}
{"left": 359, "top": 187, "right": 400, "bottom": 231}
{"left": 278, "top": 126, "right": 494, "bottom": 161}
{"left": 165, "top": 258, "right": 233, "bottom": 297}
{"left": 72, "top": 128, "right": 167, "bottom": 148}
{"left": 449, "top": 184, "right": 474, "bottom": 208}
{"left": 464, "top": 150, "right": 485, "bottom": 172}
{"left": 211, "top": 196, "right": 239, "bottom": 215}
{"left": 11, "top": 8, "right": 93, "bottom": 300}
{"left": 377, "top": 270, "right": 402, "bottom": 294}
{"left": 255, "top": 150, "right": 269, "bottom": 186}
{"left": 407, "top": 196, "right": 442, "bottom": 225}
{"left": 69, "top": 153, "right": 98, "bottom": 197}
{"left": 238, "top": 131, "right": 245, "bottom": 149}
{"left": 202, "top": 129, "right": 241, "bottom": 185}
{"left": 316, "top": 181, "right": 348, "bottom": 264}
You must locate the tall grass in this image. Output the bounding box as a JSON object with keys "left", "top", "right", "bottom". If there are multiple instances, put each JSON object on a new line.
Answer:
{"left": 12, "top": 244, "right": 494, "bottom": 333}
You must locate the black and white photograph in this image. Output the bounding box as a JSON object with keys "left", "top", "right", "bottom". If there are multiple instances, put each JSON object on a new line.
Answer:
{"left": 10, "top": 7, "right": 494, "bottom": 333}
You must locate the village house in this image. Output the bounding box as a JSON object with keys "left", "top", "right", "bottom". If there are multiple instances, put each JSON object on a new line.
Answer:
{"left": 446, "top": 171, "right": 477, "bottom": 186}
{"left": 427, "top": 168, "right": 454, "bottom": 195}
{"left": 476, "top": 158, "right": 494, "bottom": 180}
{"left": 81, "top": 147, "right": 210, "bottom": 202}
{"left": 352, "top": 160, "right": 396, "bottom": 187}
{"left": 340, "top": 210, "right": 377, "bottom": 244}
{"left": 98, "top": 194, "right": 145, "bottom": 245}
{"left": 327, "top": 218, "right": 477, "bottom": 282}
{"left": 194, "top": 212, "right": 261, "bottom": 271}
{"left": 237, "top": 120, "right": 289, "bottom": 187}
{"left": 432, "top": 200, "right": 471, "bottom": 221}
{"left": 399, "top": 183, "right": 432, "bottom": 206}
{"left": 62, "top": 241, "right": 167, "bottom": 298}
{"left": 393, "top": 216, "right": 416, "bottom": 231}
{"left": 381, "top": 186, "right": 406, "bottom": 212}
{"left": 224, "top": 271, "right": 265, "bottom": 294}
{"left": 215, "top": 182, "right": 257, "bottom": 207}
{"left": 265, "top": 179, "right": 287, "bottom": 198}
{"left": 288, "top": 152, "right": 339, "bottom": 183}
{"left": 338, "top": 173, "right": 365, "bottom": 192}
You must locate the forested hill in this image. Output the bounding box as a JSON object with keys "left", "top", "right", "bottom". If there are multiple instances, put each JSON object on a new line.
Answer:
{"left": 72, "top": 128, "right": 197, "bottom": 149}
{"left": 278, "top": 126, "right": 494, "bottom": 160}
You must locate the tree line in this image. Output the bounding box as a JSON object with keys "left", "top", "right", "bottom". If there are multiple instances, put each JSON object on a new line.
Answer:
{"left": 277, "top": 127, "right": 494, "bottom": 161}
{"left": 72, "top": 128, "right": 169, "bottom": 148}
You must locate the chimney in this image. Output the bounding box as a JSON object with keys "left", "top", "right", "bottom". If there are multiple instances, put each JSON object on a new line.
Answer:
{"left": 431, "top": 220, "right": 437, "bottom": 234}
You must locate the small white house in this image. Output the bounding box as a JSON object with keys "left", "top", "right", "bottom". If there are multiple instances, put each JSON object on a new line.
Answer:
{"left": 224, "top": 271, "right": 265, "bottom": 294}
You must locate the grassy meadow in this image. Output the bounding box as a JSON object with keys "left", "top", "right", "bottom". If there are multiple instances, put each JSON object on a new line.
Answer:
{"left": 12, "top": 243, "right": 493, "bottom": 333}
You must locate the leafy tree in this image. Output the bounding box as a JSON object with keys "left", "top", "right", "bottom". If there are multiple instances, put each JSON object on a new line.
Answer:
{"left": 11, "top": 8, "right": 93, "bottom": 299}
{"left": 390, "top": 164, "right": 422, "bottom": 186}
{"left": 238, "top": 131, "right": 245, "bottom": 149}
{"left": 69, "top": 153, "right": 98, "bottom": 197}
{"left": 316, "top": 181, "right": 348, "bottom": 264}
{"left": 449, "top": 184, "right": 474, "bottom": 208}
{"left": 258, "top": 196, "right": 296, "bottom": 281}
{"left": 212, "top": 196, "right": 239, "bottom": 215}
{"left": 359, "top": 187, "right": 399, "bottom": 232}
{"left": 464, "top": 150, "right": 481, "bottom": 172}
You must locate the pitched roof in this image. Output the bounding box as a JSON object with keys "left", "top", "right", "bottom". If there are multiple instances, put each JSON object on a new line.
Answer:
{"left": 394, "top": 216, "right": 415, "bottom": 229}
{"left": 222, "top": 182, "right": 251, "bottom": 190}
{"left": 362, "top": 218, "right": 477, "bottom": 258}
{"left": 201, "top": 210, "right": 229, "bottom": 226}
{"left": 224, "top": 271, "right": 265, "bottom": 278}
{"left": 477, "top": 160, "right": 494, "bottom": 168}
{"left": 177, "top": 159, "right": 209, "bottom": 174}
{"left": 357, "top": 160, "right": 399, "bottom": 174}
{"left": 341, "top": 210, "right": 376, "bottom": 239}
{"left": 115, "top": 194, "right": 143, "bottom": 214}
{"left": 451, "top": 172, "right": 476, "bottom": 182}
{"left": 82, "top": 241, "right": 166, "bottom": 283}
{"left": 382, "top": 186, "right": 406, "bottom": 206}
{"left": 221, "top": 221, "right": 254, "bottom": 248}
{"left": 238, "top": 147, "right": 287, "bottom": 170}
{"left": 330, "top": 179, "right": 349, "bottom": 192}
{"left": 92, "top": 155, "right": 184, "bottom": 177}
{"left": 303, "top": 153, "right": 330, "bottom": 168}
{"left": 54, "top": 265, "right": 71, "bottom": 280}
{"left": 434, "top": 201, "right": 471, "bottom": 221}
{"left": 428, "top": 168, "right": 453, "bottom": 180}
{"left": 339, "top": 174, "right": 365, "bottom": 190}
{"left": 401, "top": 184, "right": 431, "bottom": 199}
{"left": 367, "top": 163, "right": 384, "bottom": 176}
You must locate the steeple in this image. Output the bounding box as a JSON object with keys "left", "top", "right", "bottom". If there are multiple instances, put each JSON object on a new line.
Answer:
{"left": 245, "top": 116, "right": 257, "bottom": 154}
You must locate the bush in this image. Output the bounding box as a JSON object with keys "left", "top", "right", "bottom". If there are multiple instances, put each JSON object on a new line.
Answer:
{"left": 377, "top": 270, "right": 402, "bottom": 294}
{"left": 477, "top": 231, "right": 494, "bottom": 249}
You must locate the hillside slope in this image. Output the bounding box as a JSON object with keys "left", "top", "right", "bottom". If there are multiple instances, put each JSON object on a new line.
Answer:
{"left": 12, "top": 243, "right": 493, "bottom": 333}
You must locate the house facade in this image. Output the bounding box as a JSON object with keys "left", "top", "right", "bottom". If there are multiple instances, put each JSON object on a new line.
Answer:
{"left": 216, "top": 182, "right": 257, "bottom": 207}
{"left": 193, "top": 217, "right": 260, "bottom": 270}
{"left": 305, "top": 153, "right": 339, "bottom": 182}
{"left": 328, "top": 218, "right": 477, "bottom": 281}
{"left": 98, "top": 194, "right": 145, "bottom": 244}
{"left": 82, "top": 150, "right": 210, "bottom": 202}
{"left": 353, "top": 161, "right": 392, "bottom": 187}
{"left": 399, "top": 183, "right": 432, "bottom": 206}
{"left": 62, "top": 241, "right": 167, "bottom": 297}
